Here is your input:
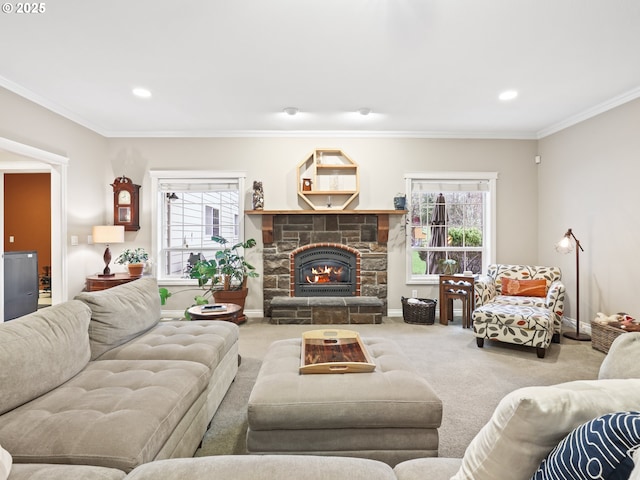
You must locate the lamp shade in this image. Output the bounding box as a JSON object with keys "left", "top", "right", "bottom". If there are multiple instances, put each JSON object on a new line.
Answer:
{"left": 92, "top": 225, "right": 125, "bottom": 244}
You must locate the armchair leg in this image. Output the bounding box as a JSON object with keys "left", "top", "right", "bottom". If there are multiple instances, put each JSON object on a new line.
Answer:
{"left": 536, "top": 347, "right": 546, "bottom": 359}
{"left": 552, "top": 333, "right": 560, "bottom": 344}
{"left": 476, "top": 337, "right": 484, "bottom": 348}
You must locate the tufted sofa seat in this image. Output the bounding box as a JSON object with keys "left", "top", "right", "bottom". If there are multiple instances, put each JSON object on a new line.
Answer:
{"left": 0, "top": 278, "right": 239, "bottom": 473}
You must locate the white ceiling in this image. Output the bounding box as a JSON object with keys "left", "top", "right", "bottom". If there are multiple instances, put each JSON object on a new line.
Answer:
{"left": 2, "top": 0, "right": 640, "bottom": 139}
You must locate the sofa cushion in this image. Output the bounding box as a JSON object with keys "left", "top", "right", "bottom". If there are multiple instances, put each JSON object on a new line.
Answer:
{"left": 75, "top": 277, "right": 161, "bottom": 360}
{"left": 599, "top": 332, "right": 640, "bottom": 379}
{"left": 0, "top": 444, "right": 11, "bottom": 480}
{"left": 451, "top": 379, "right": 640, "bottom": 480}
{"left": 98, "top": 320, "right": 238, "bottom": 370}
{"left": 8, "top": 463, "right": 126, "bottom": 480}
{"left": 531, "top": 411, "right": 640, "bottom": 480}
{"left": 501, "top": 278, "right": 547, "bottom": 297}
{"left": 125, "top": 455, "right": 397, "bottom": 480}
{"left": 394, "top": 457, "right": 462, "bottom": 480}
{"left": 0, "top": 359, "right": 210, "bottom": 473}
{"left": 0, "top": 301, "right": 91, "bottom": 415}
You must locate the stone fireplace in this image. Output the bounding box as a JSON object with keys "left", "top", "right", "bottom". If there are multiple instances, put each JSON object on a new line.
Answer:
{"left": 291, "top": 243, "right": 359, "bottom": 297}
{"left": 258, "top": 213, "right": 391, "bottom": 323}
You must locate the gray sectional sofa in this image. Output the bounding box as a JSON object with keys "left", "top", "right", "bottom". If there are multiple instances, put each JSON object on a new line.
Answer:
{"left": 2, "top": 278, "right": 640, "bottom": 480}
{"left": 0, "top": 277, "right": 239, "bottom": 477}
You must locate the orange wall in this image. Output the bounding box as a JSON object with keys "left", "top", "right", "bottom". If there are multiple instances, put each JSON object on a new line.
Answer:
{"left": 4, "top": 173, "right": 51, "bottom": 279}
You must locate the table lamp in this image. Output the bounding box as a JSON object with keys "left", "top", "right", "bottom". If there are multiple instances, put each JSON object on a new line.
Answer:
{"left": 555, "top": 228, "right": 590, "bottom": 341}
{"left": 93, "top": 225, "right": 125, "bottom": 277}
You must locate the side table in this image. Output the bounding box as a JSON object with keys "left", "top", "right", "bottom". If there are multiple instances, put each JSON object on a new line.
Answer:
{"left": 187, "top": 303, "right": 244, "bottom": 325}
{"left": 85, "top": 273, "right": 140, "bottom": 292}
{"left": 439, "top": 274, "right": 475, "bottom": 328}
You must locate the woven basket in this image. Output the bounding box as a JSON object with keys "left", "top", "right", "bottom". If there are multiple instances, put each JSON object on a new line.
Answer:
{"left": 591, "top": 321, "right": 626, "bottom": 354}
{"left": 401, "top": 297, "right": 436, "bottom": 325}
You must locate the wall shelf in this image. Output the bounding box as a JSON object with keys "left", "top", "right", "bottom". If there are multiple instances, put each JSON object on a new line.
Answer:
{"left": 297, "top": 148, "right": 359, "bottom": 210}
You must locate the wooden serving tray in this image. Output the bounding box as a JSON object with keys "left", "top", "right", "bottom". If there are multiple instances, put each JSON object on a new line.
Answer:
{"left": 299, "top": 329, "right": 376, "bottom": 374}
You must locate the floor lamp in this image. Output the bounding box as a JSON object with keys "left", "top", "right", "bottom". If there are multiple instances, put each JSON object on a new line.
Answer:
{"left": 93, "top": 225, "right": 125, "bottom": 277}
{"left": 556, "top": 228, "right": 590, "bottom": 341}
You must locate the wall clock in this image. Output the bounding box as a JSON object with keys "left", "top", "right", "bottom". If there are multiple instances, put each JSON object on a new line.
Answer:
{"left": 111, "top": 176, "right": 140, "bottom": 231}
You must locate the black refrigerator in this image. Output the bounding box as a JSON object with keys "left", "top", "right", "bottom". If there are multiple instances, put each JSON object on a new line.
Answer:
{"left": 4, "top": 250, "right": 39, "bottom": 321}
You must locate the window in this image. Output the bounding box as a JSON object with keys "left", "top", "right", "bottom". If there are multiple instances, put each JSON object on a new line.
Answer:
{"left": 205, "top": 206, "right": 220, "bottom": 237}
{"left": 405, "top": 172, "right": 497, "bottom": 283}
{"left": 150, "top": 170, "right": 246, "bottom": 282}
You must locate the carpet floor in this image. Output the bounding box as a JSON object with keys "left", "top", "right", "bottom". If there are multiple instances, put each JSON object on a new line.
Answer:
{"left": 196, "top": 317, "right": 605, "bottom": 460}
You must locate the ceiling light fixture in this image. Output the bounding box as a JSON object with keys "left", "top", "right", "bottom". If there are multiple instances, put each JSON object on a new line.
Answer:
{"left": 283, "top": 107, "right": 299, "bottom": 116}
{"left": 132, "top": 87, "right": 152, "bottom": 98}
{"left": 498, "top": 90, "right": 518, "bottom": 101}
{"left": 357, "top": 107, "right": 372, "bottom": 116}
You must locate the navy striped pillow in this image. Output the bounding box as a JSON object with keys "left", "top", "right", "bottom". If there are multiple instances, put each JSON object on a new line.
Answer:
{"left": 532, "top": 411, "right": 640, "bottom": 480}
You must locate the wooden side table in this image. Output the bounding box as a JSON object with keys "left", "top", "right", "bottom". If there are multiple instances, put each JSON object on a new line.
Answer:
{"left": 85, "top": 273, "right": 139, "bottom": 291}
{"left": 187, "top": 303, "right": 244, "bottom": 324}
{"left": 439, "top": 274, "right": 475, "bottom": 328}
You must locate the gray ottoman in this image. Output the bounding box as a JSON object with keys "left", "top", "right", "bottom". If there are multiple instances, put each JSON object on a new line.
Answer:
{"left": 246, "top": 336, "right": 442, "bottom": 466}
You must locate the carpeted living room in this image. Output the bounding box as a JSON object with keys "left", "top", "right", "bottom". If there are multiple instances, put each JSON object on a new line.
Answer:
{"left": 2, "top": 2, "right": 640, "bottom": 480}
{"left": 197, "top": 317, "right": 606, "bottom": 460}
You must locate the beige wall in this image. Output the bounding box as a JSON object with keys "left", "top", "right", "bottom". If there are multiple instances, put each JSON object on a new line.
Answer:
{"left": 538, "top": 97, "right": 640, "bottom": 325}
{"left": 2, "top": 86, "right": 543, "bottom": 315}
{"left": 106, "top": 137, "right": 539, "bottom": 313}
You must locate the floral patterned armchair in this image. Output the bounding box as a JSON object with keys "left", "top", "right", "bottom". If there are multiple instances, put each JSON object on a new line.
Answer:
{"left": 472, "top": 265, "right": 566, "bottom": 358}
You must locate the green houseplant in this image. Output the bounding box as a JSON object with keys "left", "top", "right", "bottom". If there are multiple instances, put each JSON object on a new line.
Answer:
{"left": 115, "top": 247, "right": 149, "bottom": 277}
{"left": 160, "top": 236, "right": 259, "bottom": 321}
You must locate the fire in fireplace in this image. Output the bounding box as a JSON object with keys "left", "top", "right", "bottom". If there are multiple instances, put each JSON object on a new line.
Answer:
{"left": 292, "top": 244, "right": 359, "bottom": 297}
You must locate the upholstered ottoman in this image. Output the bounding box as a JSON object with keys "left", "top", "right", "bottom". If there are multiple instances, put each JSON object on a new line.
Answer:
{"left": 472, "top": 303, "right": 554, "bottom": 358}
{"left": 246, "top": 336, "right": 442, "bottom": 466}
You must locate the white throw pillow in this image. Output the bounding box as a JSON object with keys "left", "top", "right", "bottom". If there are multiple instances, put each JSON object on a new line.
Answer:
{"left": 451, "top": 379, "right": 640, "bottom": 480}
{"left": 0, "top": 444, "right": 12, "bottom": 480}
{"left": 631, "top": 448, "right": 640, "bottom": 480}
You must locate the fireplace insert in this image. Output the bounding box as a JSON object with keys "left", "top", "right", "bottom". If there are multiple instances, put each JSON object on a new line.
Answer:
{"left": 293, "top": 245, "right": 358, "bottom": 297}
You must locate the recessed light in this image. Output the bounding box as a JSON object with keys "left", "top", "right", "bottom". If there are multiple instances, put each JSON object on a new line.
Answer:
{"left": 498, "top": 90, "right": 518, "bottom": 101}
{"left": 357, "top": 107, "right": 372, "bottom": 116}
{"left": 132, "top": 87, "right": 152, "bottom": 98}
{"left": 283, "top": 107, "right": 299, "bottom": 116}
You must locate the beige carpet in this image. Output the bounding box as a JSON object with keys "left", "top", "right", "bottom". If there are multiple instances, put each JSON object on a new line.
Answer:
{"left": 196, "top": 317, "right": 605, "bottom": 459}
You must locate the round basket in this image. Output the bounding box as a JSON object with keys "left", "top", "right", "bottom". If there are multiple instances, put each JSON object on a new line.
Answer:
{"left": 401, "top": 296, "right": 437, "bottom": 325}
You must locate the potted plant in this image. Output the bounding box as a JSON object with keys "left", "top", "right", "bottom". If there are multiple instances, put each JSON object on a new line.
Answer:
{"left": 115, "top": 247, "right": 149, "bottom": 277}
{"left": 439, "top": 258, "right": 458, "bottom": 275}
{"left": 188, "top": 236, "right": 259, "bottom": 322}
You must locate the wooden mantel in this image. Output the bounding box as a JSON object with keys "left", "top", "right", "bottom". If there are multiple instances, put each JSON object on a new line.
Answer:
{"left": 245, "top": 210, "right": 407, "bottom": 244}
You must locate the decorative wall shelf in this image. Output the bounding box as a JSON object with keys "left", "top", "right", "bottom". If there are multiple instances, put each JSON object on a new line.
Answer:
{"left": 297, "top": 149, "right": 359, "bottom": 210}
{"left": 246, "top": 210, "right": 407, "bottom": 244}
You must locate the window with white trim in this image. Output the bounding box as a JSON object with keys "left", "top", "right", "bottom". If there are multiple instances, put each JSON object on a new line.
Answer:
{"left": 405, "top": 172, "right": 497, "bottom": 283}
{"left": 150, "top": 171, "right": 246, "bottom": 282}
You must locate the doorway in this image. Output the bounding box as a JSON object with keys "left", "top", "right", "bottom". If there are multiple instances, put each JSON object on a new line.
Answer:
{"left": 0, "top": 137, "right": 68, "bottom": 322}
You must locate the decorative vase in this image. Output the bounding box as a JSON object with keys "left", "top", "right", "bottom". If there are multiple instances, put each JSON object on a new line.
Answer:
{"left": 127, "top": 263, "right": 144, "bottom": 277}
{"left": 394, "top": 195, "right": 407, "bottom": 210}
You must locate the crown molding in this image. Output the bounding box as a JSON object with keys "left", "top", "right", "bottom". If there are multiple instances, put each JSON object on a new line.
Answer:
{"left": 537, "top": 85, "right": 640, "bottom": 139}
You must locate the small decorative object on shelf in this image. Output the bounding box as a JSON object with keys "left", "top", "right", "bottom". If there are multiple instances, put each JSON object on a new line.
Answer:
{"left": 302, "top": 178, "right": 312, "bottom": 191}
{"left": 393, "top": 194, "right": 406, "bottom": 210}
{"left": 252, "top": 180, "right": 264, "bottom": 210}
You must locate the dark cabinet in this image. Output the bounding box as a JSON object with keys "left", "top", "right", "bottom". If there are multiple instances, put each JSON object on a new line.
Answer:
{"left": 4, "top": 250, "right": 39, "bottom": 321}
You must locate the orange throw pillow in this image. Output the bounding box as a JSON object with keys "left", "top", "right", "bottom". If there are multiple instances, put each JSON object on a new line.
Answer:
{"left": 501, "top": 278, "right": 547, "bottom": 297}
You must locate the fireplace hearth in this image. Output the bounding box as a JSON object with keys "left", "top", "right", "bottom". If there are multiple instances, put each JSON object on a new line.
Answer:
{"left": 293, "top": 244, "right": 359, "bottom": 297}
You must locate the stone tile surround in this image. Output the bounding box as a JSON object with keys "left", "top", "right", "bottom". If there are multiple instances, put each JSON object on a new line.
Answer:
{"left": 262, "top": 214, "right": 388, "bottom": 322}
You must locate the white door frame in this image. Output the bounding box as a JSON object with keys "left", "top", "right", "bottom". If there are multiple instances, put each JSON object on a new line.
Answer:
{"left": 0, "top": 137, "right": 68, "bottom": 321}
